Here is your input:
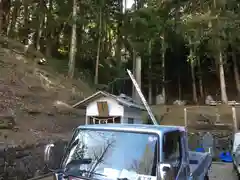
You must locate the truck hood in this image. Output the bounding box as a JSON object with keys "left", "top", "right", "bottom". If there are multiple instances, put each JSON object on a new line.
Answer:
{"left": 54, "top": 169, "right": 157, "bottom": 180}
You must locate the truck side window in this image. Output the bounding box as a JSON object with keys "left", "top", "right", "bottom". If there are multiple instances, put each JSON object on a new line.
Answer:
{"left": 163, "top": 131, "right": 182, "bottom": 177}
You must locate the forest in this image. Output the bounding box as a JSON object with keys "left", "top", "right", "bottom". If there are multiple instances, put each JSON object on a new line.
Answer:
{"left": 0, "top": 0, "right": 240, "bottom": 105}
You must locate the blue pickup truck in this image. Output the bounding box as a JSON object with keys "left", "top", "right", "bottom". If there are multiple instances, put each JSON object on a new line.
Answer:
{"left": 44, "top": 124, "right": 212, "bottom": 180}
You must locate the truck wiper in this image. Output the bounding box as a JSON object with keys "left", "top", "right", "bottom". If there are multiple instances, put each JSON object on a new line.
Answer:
{"left": 64, "top": 158, "right": 93, "bottom": 173}
{"left": 66, "top": 158, "right": 92, "bottom": 167}
{"left": 117, "top": 178, "right": 129, "bottom": 180}
{"left": 63, "top": 170, "right": 106, "bottom": 179}
{"left": 80, "top": 169, "right": 107, "bottom": 177}
{"left": 63, "top": 172, "right": 84, "bottom": 179}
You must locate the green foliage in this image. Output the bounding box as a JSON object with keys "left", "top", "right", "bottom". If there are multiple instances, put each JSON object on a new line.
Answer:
{"left": 2, "top": 0, "right": 240, "bottom": 101}
{"left": 187, "top": 53, "right": 197, "bottom": 65}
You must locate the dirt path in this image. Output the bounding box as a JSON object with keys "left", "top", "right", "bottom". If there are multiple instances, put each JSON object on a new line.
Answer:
{"left": 209, "top": 162, "right": 238, "bottom": 180}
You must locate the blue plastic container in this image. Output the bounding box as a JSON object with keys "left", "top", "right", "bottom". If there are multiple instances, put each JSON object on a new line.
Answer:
{"left": 219, "top": 152, "right": 233, "bottom": 162}
{"left": 196, "top": 147, "right": 205, "bottom": 153}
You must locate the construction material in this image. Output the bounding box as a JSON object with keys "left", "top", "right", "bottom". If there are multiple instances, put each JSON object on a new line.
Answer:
{"left": 127, "top": 69, "right": 158, "bottom": 125}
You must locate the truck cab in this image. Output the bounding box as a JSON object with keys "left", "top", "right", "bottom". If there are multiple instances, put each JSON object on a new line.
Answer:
{"left": 232, "top": 132, "right": 240, "bottom": 176}
{"left": 44, "top": 124, "right": 211, "bottom": 180}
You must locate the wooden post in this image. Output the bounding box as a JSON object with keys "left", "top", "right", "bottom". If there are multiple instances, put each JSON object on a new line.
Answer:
{"left": 232, "top": 106, "right": 238, "bottom": 133}
{"left": 184, "top": 108, "right": 188, "bottom": 132}
{"left": 215, "top": 107, "right": 220, "bottom": 123}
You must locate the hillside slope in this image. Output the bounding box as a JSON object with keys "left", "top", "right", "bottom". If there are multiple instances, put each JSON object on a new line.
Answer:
{"left": 0, "top": 47, "right": 94, "bottom": 145}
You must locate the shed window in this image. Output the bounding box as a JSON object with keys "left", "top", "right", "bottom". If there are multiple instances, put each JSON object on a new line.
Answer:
{"left": 128, "top": 118, "right": 134, "bottom": 124}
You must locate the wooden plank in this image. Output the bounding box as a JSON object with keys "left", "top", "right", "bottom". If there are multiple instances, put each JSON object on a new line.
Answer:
{"left": 97, "top": 101, "right": 109, "bottom": 117}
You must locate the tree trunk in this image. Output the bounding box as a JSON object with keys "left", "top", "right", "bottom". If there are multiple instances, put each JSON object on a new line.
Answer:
{"left": 191, "top": 61, "right": 197, "bottom": 103}
{"left": 124, "top": 0, "right": 127, "bottom": 11}
{"left": 189, "top": 38, "right": 198, "bottom": 103}
{"left": 0, "top": 0, "right": 10, "bottom": 35}
{"left": 219, "top": 51, "right": 228, "bottom": 103}
{"left": 161, "top": 35, "right": 166, "bottom": 104}
{"left": 148, "top": 40, "right": 152, "bottom": 104}
{"left": 197, "top": 56, "right": 204, "bottom": 98}
{"left": 211, "top": 0, "right": 228, "bottom": 103}
{"left": 68, "top": 0, "right": 78, "bottom": 78}
{"left": 36, "top": 21, "right": 43, "bottom": 51}
{"left": 178, "top": 76, "right": 182, "bottom": 100}
{"left": 23, "top": 0, "right": 29, "bottom": 45}
{"left": 36, "top": 1, "right": 45, "bottom": 51}
{"left": 132, "top": 49, "right": 136, "bottom": 100}
{"left": 198, "top": 2, "right": 204, "bottom": 99}
{"left": 135, "top": 55, "right": 142, "bottom": 104}
{"left": 114, "top": 0, "right": 123, "bottom": 78}
{"left": 232, "top": 51, "right": 240, "bottom": 96}
{"left": 45, "top": 0, "right": 53, "bottom": 57}
{"left": 94, "top": 6, "right": 102, "bottom": 84}
{"left": 0, "top": 0, "right": 3, "bottom": 33}
{"left": 8, "top": 0, "right": 20, "bottom": 37}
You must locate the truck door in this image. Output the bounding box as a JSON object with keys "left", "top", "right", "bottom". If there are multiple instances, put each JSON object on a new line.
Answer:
{"left": 162, "top": 130, "right": 186, "bottom": 179}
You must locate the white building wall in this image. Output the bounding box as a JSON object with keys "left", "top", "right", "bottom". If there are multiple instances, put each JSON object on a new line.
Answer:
{"left": 123, "top": 107, "right": 143, "bottom": 124}
{"left": 85, "top": 96, "right": 144, "bottom": 124}
{"left": 86, "top": 97, "right": 124, "bottom": 117}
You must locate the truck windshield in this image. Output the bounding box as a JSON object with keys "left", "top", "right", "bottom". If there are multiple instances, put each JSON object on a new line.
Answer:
{"left": 61, "top": 129, "right": 158, "bottom": 180}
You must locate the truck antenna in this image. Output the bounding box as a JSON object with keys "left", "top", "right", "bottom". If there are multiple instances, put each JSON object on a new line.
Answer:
{"left": 127, "top": 69, "right": 158, "bottom": 125}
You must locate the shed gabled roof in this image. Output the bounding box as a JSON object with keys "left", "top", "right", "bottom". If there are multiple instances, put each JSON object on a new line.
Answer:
{"left": 72, "top": 91, "right": 145, "bottom": 110}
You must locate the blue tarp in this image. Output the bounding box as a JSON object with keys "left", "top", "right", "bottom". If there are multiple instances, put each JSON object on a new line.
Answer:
{"left": 219, "top": 152, "right": 233, "bottom": 162}
{"left": 196, "top": 147, "right": 205, "bottom": 153}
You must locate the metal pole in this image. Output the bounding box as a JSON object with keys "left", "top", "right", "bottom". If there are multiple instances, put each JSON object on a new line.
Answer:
{"left": 232, "top": 106, "right": 238, "bottom": 133}
{"left": 127, "top": 69, "right": 158, "bottom": 125}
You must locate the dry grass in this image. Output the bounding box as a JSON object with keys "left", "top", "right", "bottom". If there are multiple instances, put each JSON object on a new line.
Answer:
{"left": 151, "top": 104, "right": 239, "bottom": 127}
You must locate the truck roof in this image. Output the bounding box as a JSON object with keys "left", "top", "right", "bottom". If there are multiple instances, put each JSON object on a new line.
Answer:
{"left": 77, "top": 123, "right": 185, "bottom": 134}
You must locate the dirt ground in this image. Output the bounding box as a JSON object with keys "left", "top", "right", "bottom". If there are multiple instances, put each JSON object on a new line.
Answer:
{"left": 209, "top": 162, "right": 238, "bottom": 180}
{"left": 0, "top": 48, "right": 92, "bottom": 145}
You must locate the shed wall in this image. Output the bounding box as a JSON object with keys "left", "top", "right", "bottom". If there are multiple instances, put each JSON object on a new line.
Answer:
{"left": 86, "top": 97, "right": 124, "bottom": 117}
{"left": 123, "top": 107, "right": 143, "bottom": 124}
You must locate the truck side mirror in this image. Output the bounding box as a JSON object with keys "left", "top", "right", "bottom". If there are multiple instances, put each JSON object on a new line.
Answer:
{"left": 44, "top": 141, "right": 68, "bottom": 170}
{"left": 157, "top": 163, "right": 174, "bottom": 180}
{"left": 44, "top": 143, "right": 55, "bottom": 169}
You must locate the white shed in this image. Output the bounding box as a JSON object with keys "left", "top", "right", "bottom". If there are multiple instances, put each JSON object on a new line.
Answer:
{"left": 72, "top": 91, "right": 146, "bottom": 124}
